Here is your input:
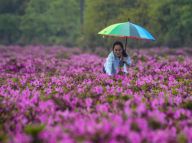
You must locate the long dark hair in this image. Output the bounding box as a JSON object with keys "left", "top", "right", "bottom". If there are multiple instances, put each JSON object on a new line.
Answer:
{"left": 112, "top": 41, "right": 128, "bottom": 57}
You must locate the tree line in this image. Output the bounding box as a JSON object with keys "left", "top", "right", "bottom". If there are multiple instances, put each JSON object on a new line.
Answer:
{"left": 0, "top": 0, "right": 191, "bottom": 48}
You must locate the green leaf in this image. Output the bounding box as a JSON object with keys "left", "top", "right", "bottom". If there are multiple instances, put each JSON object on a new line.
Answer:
{"left": 182, "top": 101, "right": 192, "bottom": 110}
{"left": 177, "top": 133, "right": 188, "bottom": 143}
{"left": 24, "top": 124, "right": 45, "bottom": 136}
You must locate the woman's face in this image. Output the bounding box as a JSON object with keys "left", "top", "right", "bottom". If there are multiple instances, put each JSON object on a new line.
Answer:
{"left": 113, "top": 45, "right": 123, "bottom": 57}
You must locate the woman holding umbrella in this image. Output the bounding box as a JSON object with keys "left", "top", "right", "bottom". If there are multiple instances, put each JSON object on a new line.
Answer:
{"left": 99, "top": 21, "right": 155, "bottom": 76}
{"left": 103, "top": 41, "right": 131, "bottom": 76}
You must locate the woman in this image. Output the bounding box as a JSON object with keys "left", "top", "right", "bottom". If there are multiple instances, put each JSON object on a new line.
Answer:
{"left": 103, "top": 41, "right": 131, "bottom": 76}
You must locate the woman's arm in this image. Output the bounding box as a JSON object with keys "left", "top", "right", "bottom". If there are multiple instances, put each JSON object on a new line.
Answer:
{"left": 105, "top": 53, "right": 115, "bottom": 75}
{"left": 123, "top": 56, "right": 131, "bottom": 66}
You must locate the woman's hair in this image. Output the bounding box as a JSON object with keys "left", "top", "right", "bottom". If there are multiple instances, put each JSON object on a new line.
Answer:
{"left": 112, "top": 41, "right": 128, "bottom": 57}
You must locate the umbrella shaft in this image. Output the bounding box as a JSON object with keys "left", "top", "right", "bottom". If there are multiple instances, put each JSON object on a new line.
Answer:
{"left": 125, "top": 38, "right": 127, "bottom": 51}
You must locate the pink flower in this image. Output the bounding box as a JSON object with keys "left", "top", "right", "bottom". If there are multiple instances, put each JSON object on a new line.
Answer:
{"left": 96, "top": 103, "right": 109, "bottom": 113}
{"left": 136, "top": 103, "right": 146, "bottom": 115}
{"left": 11, "top": 133, "right": 32, "bottom": 143}
{"left": 85, "top": 98, "right": 92, "bottom": 108}
{"left": 92, "top": 86, "right": 103, "bottom": 94}
{"left": 129, "top": 131, "right": 142, "bottom": 143}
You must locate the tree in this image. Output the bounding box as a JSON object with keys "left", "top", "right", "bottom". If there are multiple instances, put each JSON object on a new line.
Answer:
{"left": 83, "top": 0, "right": 192, "bottom": 48}
{"left": 149, "top": 0, "right": 192, "bottom": 47}
{"left": 83, "top": 0, "right": 125, "bottom": 48}
{"left": 20, "top": 0, "right": 80, "bottom": 46}
{"left": 0, "top": 0, "right": 28, "bottom": 44}
{"left": 0, "top": 0, "right": 191, "bottom": 47}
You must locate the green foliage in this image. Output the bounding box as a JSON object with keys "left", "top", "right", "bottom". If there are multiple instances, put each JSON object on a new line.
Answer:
{"left": 177, "top": 133, "right": 188, "bottom": 143}
{"left": 83, "top": 0, "right": 192, "bottom": 48}
{"left": 106, "top": 95, "right": 116, "bottom": 103}
{"left": 0, "top": 78, "right": 5, "bottom": 86}
{"left": 141, "top": 84, "right": 150, "bottom": 91}
{"left": 106, "top": 95, "right": 130, "bottom": 103}
{"left": 148, "top": 118, "right": 162, "bottom": 130}
{"left": 24, "top": 124, "right": 45, "bottom": 143}
{"left": 172, "top": 88, "right": 178, "bottom": 95}
{"left": 12, "top": 77, "right": 19, "bottom": 83}
{"left": 20, "top": 0, "right": 80, "bottom": 46}
{"left": 130, "top": 122, "right": 141, "bottom": 132}
{"left": 0, "top": 0, "right": 28, "bottom": 14}
{"left": 0, "top": 0, "right": 28, "bottom": 44}
{"left": 83, "top": 0, "right": 124, "bottom": 48}
{"left": 182, "top": 101, "right": 192, "bottom": 110}
{"left": 24, "top": 124, "right": 45, "bottom": 136}
{"left": 0, "top": 0, "right": 191, "bottom": 47}
{"left": 153, "top": 0, "right": 192, "bottom": 47}
{"left": 0, "top": 126, "right": 7, "bottom": 143}
{"left": 0, "top": 14, "right": 21, "bottom": 44}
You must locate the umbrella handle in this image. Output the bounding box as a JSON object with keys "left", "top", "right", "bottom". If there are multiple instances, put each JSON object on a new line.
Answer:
{"left": 125, "top": 37, "right": 127, "bottom": 52}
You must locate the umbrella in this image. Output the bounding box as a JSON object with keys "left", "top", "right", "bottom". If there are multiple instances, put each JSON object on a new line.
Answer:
{"left": 98, "top": 21, "right": 155, "bottom": 50}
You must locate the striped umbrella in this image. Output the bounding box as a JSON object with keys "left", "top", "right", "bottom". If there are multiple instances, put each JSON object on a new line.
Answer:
{"left": 98, "top": 21, "right": 155, "bottom": 50}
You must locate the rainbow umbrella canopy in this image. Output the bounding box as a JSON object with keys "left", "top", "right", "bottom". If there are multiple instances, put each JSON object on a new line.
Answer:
{"left": 98, "top": 21, "right": 155, "bottom": 50}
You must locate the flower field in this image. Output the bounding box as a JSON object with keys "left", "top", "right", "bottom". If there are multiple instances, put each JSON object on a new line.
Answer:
{"left": 0, "top": 46, "right": 192, "bottom": 143}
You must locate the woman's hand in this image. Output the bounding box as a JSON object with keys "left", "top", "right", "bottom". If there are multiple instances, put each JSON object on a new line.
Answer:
{"left": 120, "top": 54, "right": 124, "bottom": 61}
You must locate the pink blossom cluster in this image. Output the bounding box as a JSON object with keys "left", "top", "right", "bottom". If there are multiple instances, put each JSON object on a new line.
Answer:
{"left": 0, "top": 45, "right": 191, "bottom": 143}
